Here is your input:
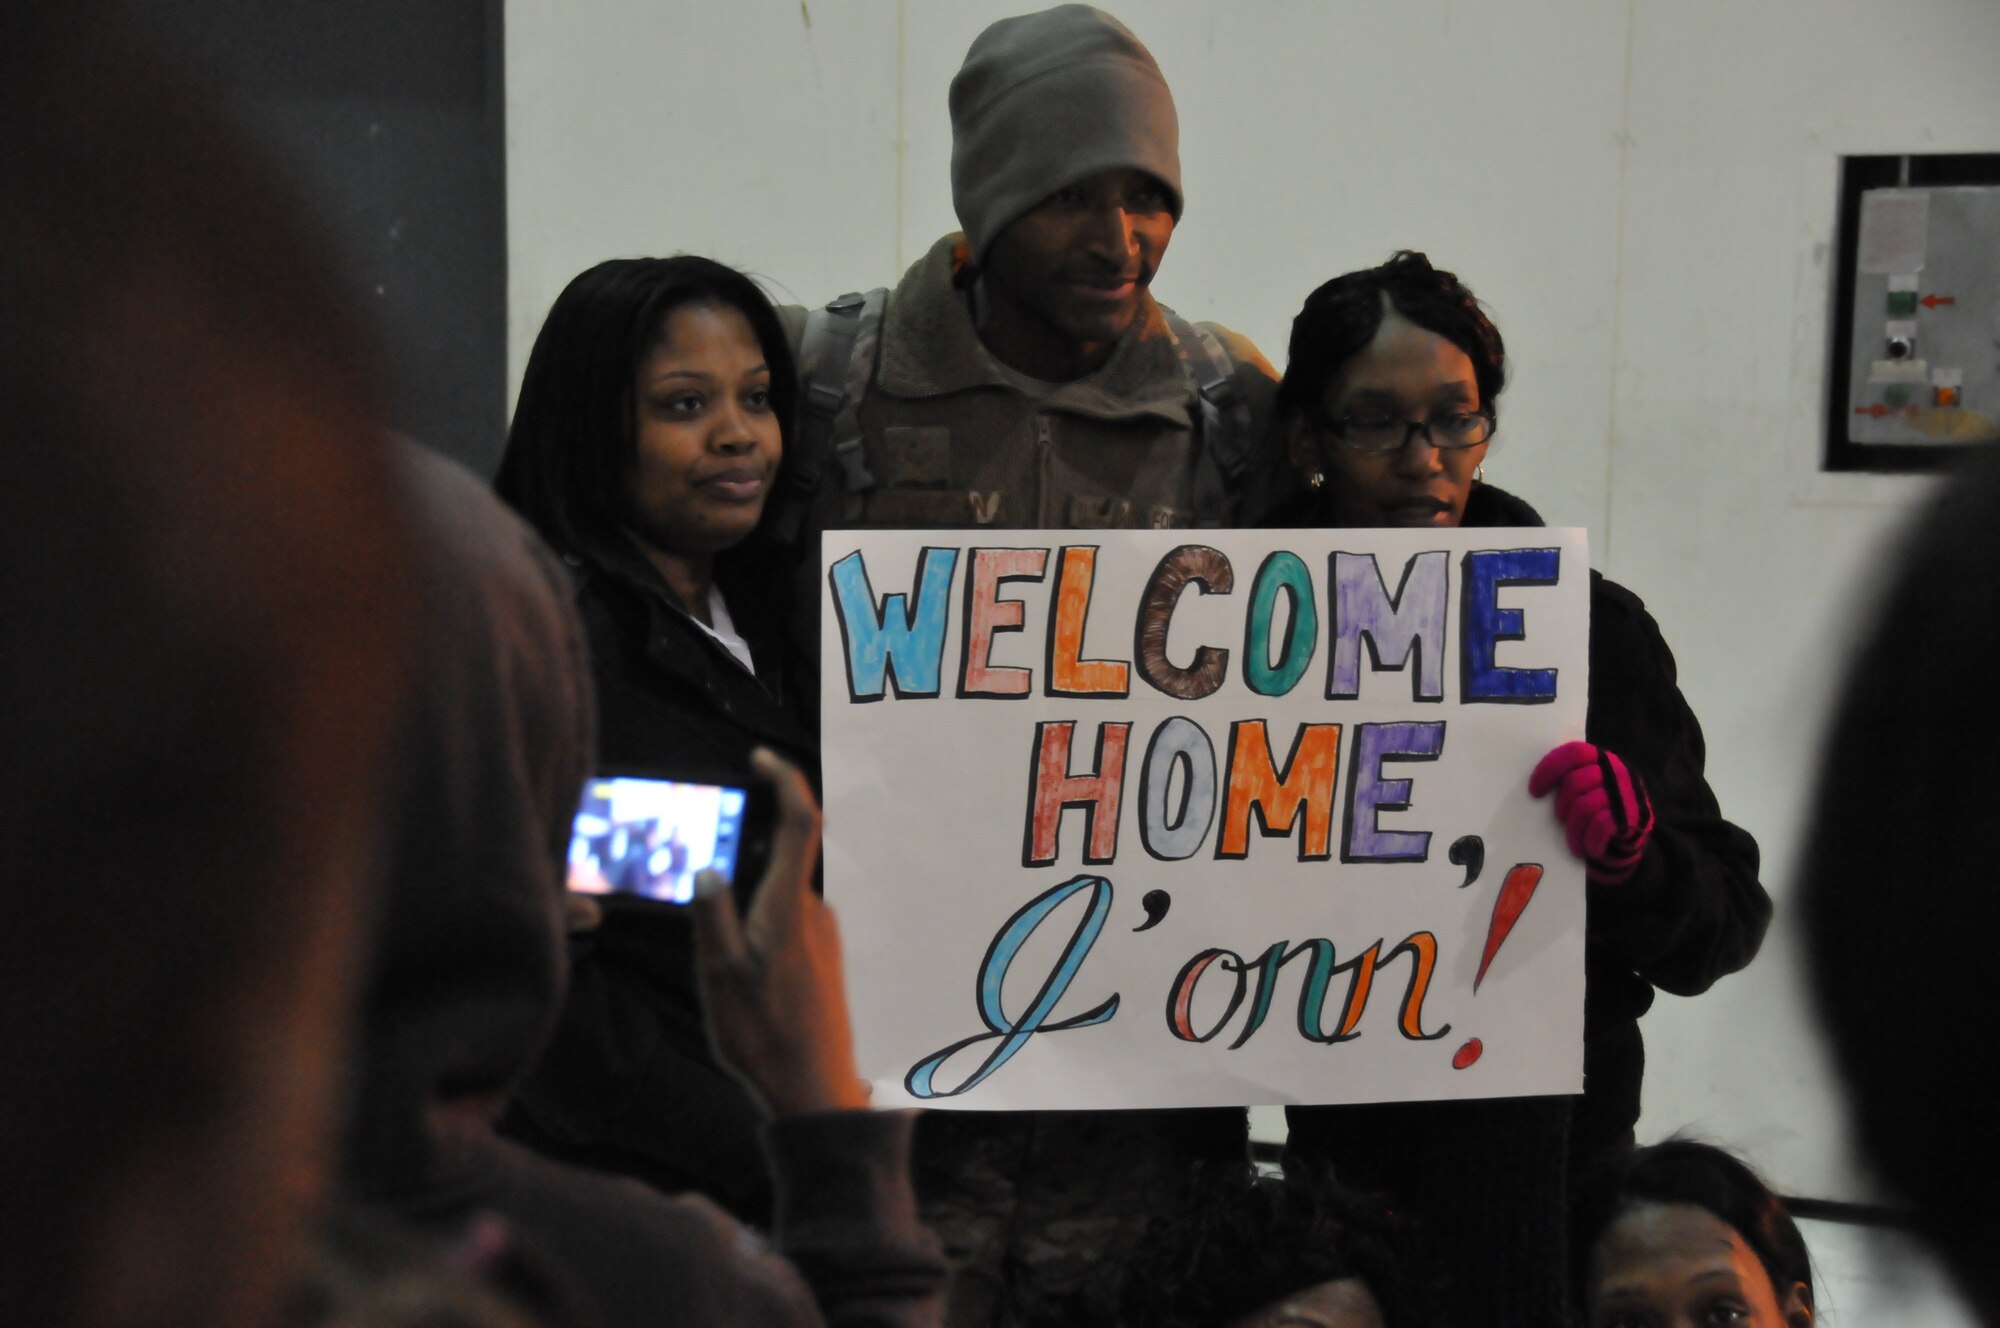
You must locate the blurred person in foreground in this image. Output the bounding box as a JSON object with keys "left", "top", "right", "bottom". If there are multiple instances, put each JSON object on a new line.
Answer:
{"left": 343, "top": 447, "right": 945, "bottom": 1328}
{"left": 1800, "top": 447, "right": 2000, "bottom": 1326}
{"left": 0, "top": 10, "right": 414, "bottom": 1328}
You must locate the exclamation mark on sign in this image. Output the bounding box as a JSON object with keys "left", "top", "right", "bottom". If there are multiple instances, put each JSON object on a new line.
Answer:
{"left": 1451, "top": 862, "right": 1546, "bottom": 1070}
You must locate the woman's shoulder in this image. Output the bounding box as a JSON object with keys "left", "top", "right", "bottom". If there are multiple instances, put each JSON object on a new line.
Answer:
{"left": 1587, "top": 570, "right": 1680, "bottom": 697}
{"left": 569, "top": 556, "right": 665, "bottom": 651}
{"left": 1589, "top": 570, "right": 1651, "bottom": 624}
{"left": 1461, "top": 481, "right": 1545, "bottom": 528}
{"left": 574, "top": 562, "right": 818, "bottom": 769}
{"left": 1458, "top": 485, "right": 1664, "bottom": 647}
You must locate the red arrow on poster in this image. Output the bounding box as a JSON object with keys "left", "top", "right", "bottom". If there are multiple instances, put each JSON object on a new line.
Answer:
{"left": 1854, "top": 403, "right": 1890, "bottom": 418}
{"left": 1922, "top": 294, "right": 1956, "bottom": 309}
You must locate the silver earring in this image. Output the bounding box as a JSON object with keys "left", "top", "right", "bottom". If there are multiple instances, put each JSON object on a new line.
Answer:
{"left": 1474, "top": 464, "right": 1485, "bottom": 483}
{"left": 1307, "top": 470, "right": 1325, "bottom": 491}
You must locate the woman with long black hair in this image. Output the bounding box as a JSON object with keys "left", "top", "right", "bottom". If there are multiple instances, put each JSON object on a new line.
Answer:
{"left": 494, "top": 256, "right": 822, "bottom": 1224}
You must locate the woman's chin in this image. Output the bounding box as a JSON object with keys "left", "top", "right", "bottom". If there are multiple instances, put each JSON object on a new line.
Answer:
{"left": 628, "top": 508, "right": 766, "bottom": 562}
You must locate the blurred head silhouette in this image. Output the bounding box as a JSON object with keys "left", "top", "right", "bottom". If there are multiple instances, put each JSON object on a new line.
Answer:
{"left": 0, "top": 11, "right": 413, "bottom": 1328}
{"left": 1799, "top": 447, "right": 2000, "bottom": 1326}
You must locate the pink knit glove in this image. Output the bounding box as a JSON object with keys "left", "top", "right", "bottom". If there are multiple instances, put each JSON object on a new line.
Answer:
{"left": 1528, "top": 741, "right": 1654, "bottom": 885}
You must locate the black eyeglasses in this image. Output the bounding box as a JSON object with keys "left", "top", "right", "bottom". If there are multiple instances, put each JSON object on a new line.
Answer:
{"left": 1319, "top": 410, "right": 1495, "bottom": 455}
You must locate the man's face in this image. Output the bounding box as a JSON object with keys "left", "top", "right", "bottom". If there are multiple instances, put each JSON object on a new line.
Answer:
{"left": 980, "top": 168, "right": 1175, "bottom": 359}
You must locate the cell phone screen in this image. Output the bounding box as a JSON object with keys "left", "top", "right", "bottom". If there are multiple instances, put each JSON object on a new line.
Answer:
{"left": 566, "top": 775, "right": 750, "bottom": 904}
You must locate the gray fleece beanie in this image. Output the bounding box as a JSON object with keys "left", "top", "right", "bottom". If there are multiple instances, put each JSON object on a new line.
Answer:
{"left": 949, "top": 5, "right": 1181, "bottom": 262}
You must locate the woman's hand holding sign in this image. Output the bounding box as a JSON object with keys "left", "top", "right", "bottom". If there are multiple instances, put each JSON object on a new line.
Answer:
{"left": 1528, "top": 741, "right": 1655, "bottom": 885}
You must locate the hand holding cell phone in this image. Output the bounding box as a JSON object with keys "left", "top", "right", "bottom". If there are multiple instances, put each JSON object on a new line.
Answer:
{"left": 566, "top": 770, "right": 768, "bottom": 906}
{"left": 688, "top": 748, "right": 871, "bottom": 1118}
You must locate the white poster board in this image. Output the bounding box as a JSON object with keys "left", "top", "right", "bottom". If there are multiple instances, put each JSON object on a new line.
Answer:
{"left": 821, "top": 528, "right": 1590, "bottom": 1112}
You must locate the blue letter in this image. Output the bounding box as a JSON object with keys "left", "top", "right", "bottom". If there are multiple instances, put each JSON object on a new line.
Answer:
{"left": 828, "top": 547, "right": 959, "bottom": 701}
{"left": 905, "top": 875, "right": 1119, "bottom": 1099}
{"left": 1460, "top": 548, "right": 1559, "bottom": 703}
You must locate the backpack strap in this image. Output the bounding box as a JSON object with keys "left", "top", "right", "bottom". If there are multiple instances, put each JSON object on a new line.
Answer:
{"left": 774, "top": 287, "right": 887, "bottom": 543}
{"left": 1160, "top": 306, "right": 1254, "bottom": 527}
{"left": 827, "top": 290, "right": 886, "bottom": 494}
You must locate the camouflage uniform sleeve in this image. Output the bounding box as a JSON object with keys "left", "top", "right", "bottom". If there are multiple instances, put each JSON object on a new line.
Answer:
{"left": 1200, "top": 322, "right": 1277, "bottom": 383}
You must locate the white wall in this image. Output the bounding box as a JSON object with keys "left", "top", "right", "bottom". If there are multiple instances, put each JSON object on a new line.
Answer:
{"left": 507, "top": 0, "right": 2000, "bottom": 1206}
{"left": 1800, "top": 1218, "right": 1979, "bottom": 1328}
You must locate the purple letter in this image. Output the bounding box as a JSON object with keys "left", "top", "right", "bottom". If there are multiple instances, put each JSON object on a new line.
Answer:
{"left": 1329, "top": 551, "right": 1448, "bottom": 701}
{"left": 1342, "top": 721, "right": 1446, "bottom": 863}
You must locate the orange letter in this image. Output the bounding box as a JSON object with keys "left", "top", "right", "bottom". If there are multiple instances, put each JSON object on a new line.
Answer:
{"left": 1047, "top": 546, "right": 1130, "bottom": 697}
{"left": 1385, "top": 931, "right": 1450, "bottom": 1041}
{"left": 1330, "top": 942, "right": 1382, "bottom": 1041}
{"left": 1217, "top": 721, "right": 1341, "bottom": 860}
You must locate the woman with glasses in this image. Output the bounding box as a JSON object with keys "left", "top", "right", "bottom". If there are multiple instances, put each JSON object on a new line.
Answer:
{"left": 1267, "top": 252, "right": 1769, "bottom": 1328}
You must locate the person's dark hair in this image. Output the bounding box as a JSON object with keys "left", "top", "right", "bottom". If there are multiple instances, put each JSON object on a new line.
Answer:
{"left": 494, "top": 256, "right": 799, "bottom": 572}
{"left": 1572, "top": 1140, "right": 1814, "bottom": 1317}
{"left": 1112, "top": 1163, "right": 1438, "bottom": 1328}
{"left": 1278, "top": 250, "right": 1507, "bottom": 423}
{"left": 1799, "top": 446, "right": 2000, "bottom": 1323}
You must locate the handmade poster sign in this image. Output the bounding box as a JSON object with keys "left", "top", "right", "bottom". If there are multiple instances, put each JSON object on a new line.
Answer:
{"left": 821, "top": 527, "right": 1590, "bottom": 1111}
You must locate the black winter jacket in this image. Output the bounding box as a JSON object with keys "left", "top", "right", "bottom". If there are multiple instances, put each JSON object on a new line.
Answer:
{"left": 501, "top": 537, "right": 819, "bottom": 1225}
{"left": 1470, "top": 482, "right": 1767, "bottom": 1107}
{"left": 1281, "top": 481, "right": 1770, "bottom": 1328}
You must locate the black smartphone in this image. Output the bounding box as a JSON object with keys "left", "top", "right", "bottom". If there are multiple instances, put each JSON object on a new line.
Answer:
{"left": 565, "top": 770, "right": 768, "bottom": 904}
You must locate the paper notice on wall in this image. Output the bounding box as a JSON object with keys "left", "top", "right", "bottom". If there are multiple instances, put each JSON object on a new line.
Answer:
{"left": 1858, "top": 189, "right": 1930, "bottom": 274}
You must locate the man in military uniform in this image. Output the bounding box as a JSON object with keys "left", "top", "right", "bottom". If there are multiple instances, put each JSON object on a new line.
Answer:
{"left": 784, "top": 5, "right": 1280, "bottom": 540}
{"left": 782, "top": 8, "right": 1283, "bottom": 1324}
